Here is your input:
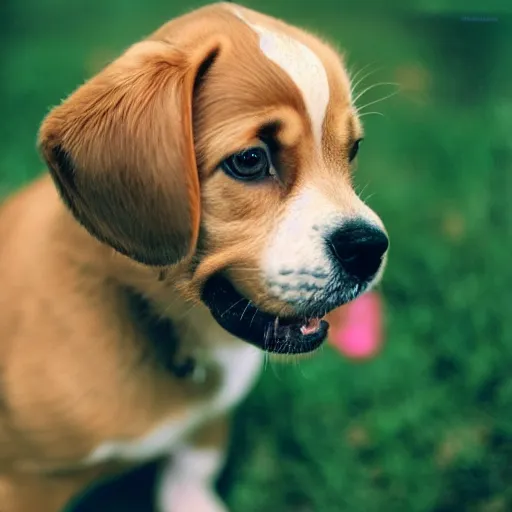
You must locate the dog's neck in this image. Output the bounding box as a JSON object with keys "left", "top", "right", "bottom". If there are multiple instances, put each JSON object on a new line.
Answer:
{"left": 125, "top": 288, "right": 197, "bottom": 379}
{"left": 55, "top": 196, "right": 216, "bottom": 380}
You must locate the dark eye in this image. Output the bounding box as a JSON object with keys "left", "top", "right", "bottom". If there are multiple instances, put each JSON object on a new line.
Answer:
{"left": 349, "top": 138, "right": 363, "bottom": 162}
{"left": 221, "top": 147, "right": 271, "bottom": 181}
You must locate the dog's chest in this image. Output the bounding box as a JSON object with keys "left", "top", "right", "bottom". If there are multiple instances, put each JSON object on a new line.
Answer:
{"left": 85, "top": 341, "right": 263, "bottom": 465}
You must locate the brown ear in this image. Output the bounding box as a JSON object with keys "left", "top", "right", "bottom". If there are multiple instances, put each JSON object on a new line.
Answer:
{"left": 39, "top": 39, "right": 222, "bottom": 266}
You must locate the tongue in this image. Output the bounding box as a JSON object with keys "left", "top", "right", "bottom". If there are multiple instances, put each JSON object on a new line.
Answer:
{"left": 326, "top": 291, "right": 383, "bottom": 360}
{"left": 300, "top": 318, "right": 321, "bottom": 336}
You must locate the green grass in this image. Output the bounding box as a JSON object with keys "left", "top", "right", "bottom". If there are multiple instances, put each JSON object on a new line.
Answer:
{"left": 2, "top": 1, "right": 512, "bottom": 511}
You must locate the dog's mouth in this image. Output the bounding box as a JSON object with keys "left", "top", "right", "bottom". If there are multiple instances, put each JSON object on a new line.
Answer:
{"left": 201, "top": 275, "right": 329, "bottom": 354}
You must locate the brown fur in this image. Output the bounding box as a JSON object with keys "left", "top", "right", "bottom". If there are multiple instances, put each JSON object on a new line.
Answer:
{"left": 0, "top": 3, "right": 368, "bottom": 510}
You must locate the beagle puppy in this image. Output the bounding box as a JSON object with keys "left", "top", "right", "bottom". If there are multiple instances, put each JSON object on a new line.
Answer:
{"left": 0, "top": 3, "right": 388, "bottom": 511}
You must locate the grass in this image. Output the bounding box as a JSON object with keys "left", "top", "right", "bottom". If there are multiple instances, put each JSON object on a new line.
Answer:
{"left": 2, "top": 1, "right": 512, "bottom": 511}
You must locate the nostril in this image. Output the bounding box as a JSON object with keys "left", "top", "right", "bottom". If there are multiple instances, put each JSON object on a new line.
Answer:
{"left": 328, "top": 220, "right": 389, "bottom": 281}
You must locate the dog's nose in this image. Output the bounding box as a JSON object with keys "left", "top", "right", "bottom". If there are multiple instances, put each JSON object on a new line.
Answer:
{"left": 327, "top": 220, "right": 389, "bottom": 281}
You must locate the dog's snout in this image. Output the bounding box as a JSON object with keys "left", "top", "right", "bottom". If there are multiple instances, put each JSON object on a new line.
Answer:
{"left": 327, "top": 220, "right": 389, "bottom": 281}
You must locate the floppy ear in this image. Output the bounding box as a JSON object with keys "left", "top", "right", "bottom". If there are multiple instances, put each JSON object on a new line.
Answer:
{"left": 39, "top": 39, "right": 222, "bottom": 266}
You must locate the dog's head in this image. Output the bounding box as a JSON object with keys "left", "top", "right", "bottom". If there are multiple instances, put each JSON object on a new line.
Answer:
{"left": 39, "top": 3, "right": 388, "bottom": 355}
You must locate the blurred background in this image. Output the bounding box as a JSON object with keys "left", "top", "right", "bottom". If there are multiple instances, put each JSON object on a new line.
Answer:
{"left": 1, "top": 0, "right": 512, "bottom": 511}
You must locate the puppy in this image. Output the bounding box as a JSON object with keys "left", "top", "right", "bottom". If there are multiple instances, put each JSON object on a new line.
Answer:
{"left": 0, "top": 3, "right": 388, "bottom": 511}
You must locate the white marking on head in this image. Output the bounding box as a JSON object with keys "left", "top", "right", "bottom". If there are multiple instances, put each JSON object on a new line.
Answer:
{"left": 233, "top": 9, "right": 329, "bottom": 146}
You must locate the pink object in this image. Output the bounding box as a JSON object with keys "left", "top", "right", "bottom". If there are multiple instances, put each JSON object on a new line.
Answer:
{"left": 326, "top": 291, "right": 384, "bottom": 360}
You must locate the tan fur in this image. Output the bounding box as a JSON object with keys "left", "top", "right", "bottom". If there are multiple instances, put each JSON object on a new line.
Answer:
{"left": 0, "top": 3, "right": 384, "bottom": 511}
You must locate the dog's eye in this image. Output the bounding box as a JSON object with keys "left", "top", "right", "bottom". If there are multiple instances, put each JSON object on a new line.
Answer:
{"left": 221, "top": 147, "right": 271, "bottom": 181}
{"left": 349, "top": 138, "right": 363, "bottom": 162}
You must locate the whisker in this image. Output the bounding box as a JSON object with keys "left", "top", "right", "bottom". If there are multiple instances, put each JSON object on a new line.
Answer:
{"left": 284, "top": 330, "right": 293, "bottom": 358}
{"left": 263, "top": 351, "right": 270, "bottom": 373}
{"left": 357, "top": 89, "right": 401, "bottom": 112}
{"left": 176, "top": 304, "right": 198, "bottom": 320}
{"left": 159, "top": 295, "right": 186, "bottom": 317}
{"left": 267, "top": 333, "right": 285, "bottom": 381}
{"left": 347, "top": 61, "right": 372, "bottom": 83}
{"left": 350, "top": 66, "right": 383, "bottom": 97}
{"left": 263, "top": 324, "right": 271, "bottom": 353}
{"left": 362, "top": 191, "right": 377, "bottom": 204}
{"left": 249, "top": 308, "right": 259, "bottom": 328}
{"left": 353, "top": 82, "right": 399, "bottom": 106}
{"left": 295, "top": 354, "right": 311, "bottom": 380}
{"left": 355, "top": 181, "right": 371, "bottom": 198}
{"left": 267, "top": 305, "right": 293, "bottom": 377}
{"left": 358, "top": 111, "right": 385, "bottom": 118}
{"left": 219, "top": 297, "right": 245, "bottom": 318}
{"left": 240, "top": 300, "right": 252, "bottom": 321}
{"left": 349, "top": 62, "right": 378, "bottom": 85}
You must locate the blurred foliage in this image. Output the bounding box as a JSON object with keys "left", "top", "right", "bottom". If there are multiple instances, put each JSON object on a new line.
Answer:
{"left": 2, "top": 1, "right": 512, "bottom": 511}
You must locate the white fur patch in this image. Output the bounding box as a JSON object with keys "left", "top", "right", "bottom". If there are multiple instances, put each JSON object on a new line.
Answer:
{"left": 234, "top": 10, "right": 329, "bottom": 145}
{"left": 208, "top": 343, "right": 263, "bottom": 412}
{"left": 262, "top": 186, "right": 339, "bottom": 304}
{"left": 262, "top": 185, "right": 387, "bottom": 307}
{"left": 156, "top": 447, "right": 227, "bottom": 512}
{"left": 84, "top": 339, "right": 263, "bottom": 465}
{"left": 84, "top": 415, "right": 192, "bottom": 464}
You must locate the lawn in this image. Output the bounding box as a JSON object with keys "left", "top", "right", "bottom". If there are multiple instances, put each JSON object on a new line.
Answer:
{"left": 1, "top": 1, "right": 511, "bottom": 511}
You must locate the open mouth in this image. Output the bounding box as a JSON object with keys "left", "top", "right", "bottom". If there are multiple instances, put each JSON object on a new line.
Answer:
{"left": 201, "top": 275, "right": 330, "bottom": 354}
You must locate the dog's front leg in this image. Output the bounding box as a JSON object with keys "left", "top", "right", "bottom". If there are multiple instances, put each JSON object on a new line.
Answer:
{"left": 156, "top": 415, "right": 230, "bottom": 512}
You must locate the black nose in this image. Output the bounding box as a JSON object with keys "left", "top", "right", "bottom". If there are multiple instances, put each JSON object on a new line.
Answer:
{"left": 327, "top": 220, "right": 389, "bottom": 281}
